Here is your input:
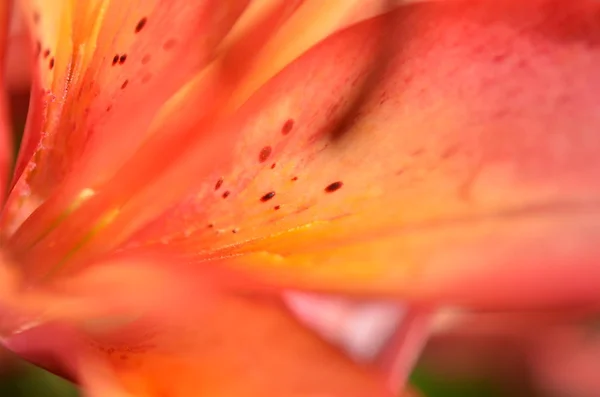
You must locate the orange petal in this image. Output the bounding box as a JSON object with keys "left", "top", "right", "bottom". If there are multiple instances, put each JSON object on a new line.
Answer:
{"left": 6, "top": 255, "right": 428, "bottom": 396}
{"left": 84, "top": 293, "right": 391, "bottom": 397}
{"left": 9, "top": 0, "right": 399, "bottom": 269}
{"left": 16, "top": 0, "right": 71, "bottom": 90}
{"left": 5, "top": 260, "right": 394, "bottom": 397}
{"left": 4, "top": 0, "right": 250, "bottom": 239}
{"left": 227, "top": 0, "right": 402, "bottom": 108}
{"left": 5, "top": 0, "right": 305, "bottom": 279}
{"left": 111, "top": 0, "right": 600, "bottom": 307}
{"left": 98, "top": 294, "right": 393, "bottom": 397}
{"left": 53, "top": 0, "right": 400, "bottom": 260}
{"left": 11, "top": 0, "right": 72, "bottom": 190}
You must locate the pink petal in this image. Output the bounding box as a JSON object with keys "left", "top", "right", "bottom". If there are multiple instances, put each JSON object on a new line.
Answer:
{"left": 104, "top": 0, "right": 600, "bottom": 308}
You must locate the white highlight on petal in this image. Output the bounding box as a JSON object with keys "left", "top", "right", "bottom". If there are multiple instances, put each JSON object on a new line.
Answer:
{"left": 285, "top": 292, "right": 404, "bottom": 362}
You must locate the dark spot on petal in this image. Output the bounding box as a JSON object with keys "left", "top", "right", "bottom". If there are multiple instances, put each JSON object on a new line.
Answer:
{"left": 119, "top": 54, "right": 127, "bottom": 64}
{"left": 232, "top": 228, "right": 239, "bottom": 234}
{"left": 163, "top": 39, "right": 177, "bottom": 50}
{"left": 208, "top": 223, "right": 214, "bottom": 228}
{"left": 49, "top": 58, "right": 54, "bottom": 69}
{"left": 121, "top": 80, "right": 129, "bottom": 89}
{"left": 325, "top": 181, "right": 343, "bottom": 193}
{"left": 214, "top": 178, "right": 223, "bottom": 190}
{"left": 274, "top": 205, "right": 281, "bottom": 210}
{"left": 378, "top": 91, "right": 388, "bottom": 105}
{"left": 222, "top": 191, "right": 230, "bottom": 199}
{"left": 112, "top": 55, "right": 119, "bottom": 65}
{"left": 291, "top": 176, "right": 298, "bottom": 181}
{"left": 261, "top": 191, "right": 276, "bottom": 202}
{"left": 141, "top": 54, "right": 151, "bottom": 64}
{"left": 281, "top": 119, "right": 294, "bottom": 135}
{"left": 141, "top": 74, "right": 152, "bottom": 84}
{"left": 259, "top": 146, "right": 272, "bottom": 163}
{"left": 106, "top": 105, "right": 112, "bottom": 112}
{"left": 135, "top": 17, "right": 147, "bottom": 33}
{"left": 43, "top": 49, "right": 50, "bottom": 59}
{"left": 270, "top": 163, "right": 276, "bottom": 169}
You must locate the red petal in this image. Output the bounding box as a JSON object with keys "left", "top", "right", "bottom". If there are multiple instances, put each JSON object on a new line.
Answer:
{"left": 0, "top": 1, "right": 15, "bottom": 205}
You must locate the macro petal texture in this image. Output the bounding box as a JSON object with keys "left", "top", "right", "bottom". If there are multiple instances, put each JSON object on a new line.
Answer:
{"left": 0, "top": 0, "right": 599, "bottom": 396}
{"left": 108, "top": 0, "right": 600, "bottom": 307}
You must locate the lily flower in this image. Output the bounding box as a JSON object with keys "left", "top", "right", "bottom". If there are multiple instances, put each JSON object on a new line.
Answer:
{"left": 0, "top": 0, "right": 599, "bottom": 396}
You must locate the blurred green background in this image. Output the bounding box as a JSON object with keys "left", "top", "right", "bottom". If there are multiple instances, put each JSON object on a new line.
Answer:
{"left": 0, "top": 358, "right": 78, "bottom": 397}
